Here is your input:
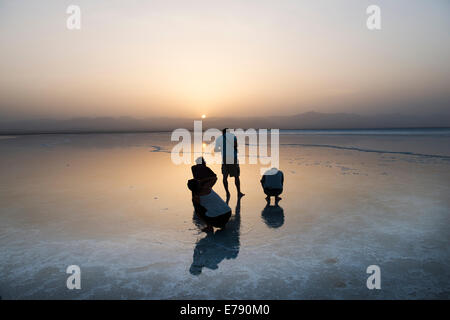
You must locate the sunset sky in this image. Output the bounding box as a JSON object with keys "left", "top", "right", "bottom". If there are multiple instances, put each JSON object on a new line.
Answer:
{"left": 0, "top": 0, "right": 449, "bottom": 120}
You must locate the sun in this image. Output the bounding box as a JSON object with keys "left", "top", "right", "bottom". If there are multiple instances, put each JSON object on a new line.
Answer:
{"left": 201, "top": 114, "right": 206, "bottom": 119}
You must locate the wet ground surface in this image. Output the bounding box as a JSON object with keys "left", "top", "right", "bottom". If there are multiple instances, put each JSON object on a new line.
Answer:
{"left": 0, "top": 132, "right": 449, "bottom": 299}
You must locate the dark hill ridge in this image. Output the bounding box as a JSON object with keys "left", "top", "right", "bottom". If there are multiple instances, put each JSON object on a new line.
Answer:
{"left": 1, "top": 112, "right": 449, "bottom": 134}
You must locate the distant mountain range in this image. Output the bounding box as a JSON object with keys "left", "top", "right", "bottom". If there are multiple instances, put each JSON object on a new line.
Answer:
{"left": 1, "top": 112, "right": 449, "bottom": 134}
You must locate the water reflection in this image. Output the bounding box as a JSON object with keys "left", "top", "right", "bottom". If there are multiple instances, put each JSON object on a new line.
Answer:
{"left": 261, "top": 203, "right": 284, "bottom": 228}
{"left": 189, "top": 198, "right": 241, "bottom": 275}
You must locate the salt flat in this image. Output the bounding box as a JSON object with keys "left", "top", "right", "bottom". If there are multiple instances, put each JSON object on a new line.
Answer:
{"left": 0, "top": 131, "right": 449, "bottom": 299}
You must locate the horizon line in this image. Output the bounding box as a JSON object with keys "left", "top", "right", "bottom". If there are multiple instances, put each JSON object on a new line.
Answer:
{"left": 1, "top": 126, "right": 450, "bottom": 136}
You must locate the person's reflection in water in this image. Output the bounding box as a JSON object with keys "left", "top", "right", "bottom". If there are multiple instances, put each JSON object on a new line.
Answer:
{"left": 190, "top": 198, "right": 241, "bottom": 275}
{"left": 261, "top": 201, "right": 284, "bottom": 229}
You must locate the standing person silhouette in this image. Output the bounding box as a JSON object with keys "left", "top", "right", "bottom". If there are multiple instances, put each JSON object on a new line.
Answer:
{"left": 215, "top": 128, "right": 245, "bottom": 201}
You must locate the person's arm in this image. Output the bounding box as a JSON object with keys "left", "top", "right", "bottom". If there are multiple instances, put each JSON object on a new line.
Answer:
{"left": 214, "top": 136, "right": 222, "bottom": 152}
{"left": 192, "top": 192, "right": 201, "bottom": 205}
{"left": 206, "top": 167, "right": 216, "bottom": 178}
{"left": 281, "top": 172, "right": 284, "bottom": 186}
{"left": 200, "top": 175, "right": 217, "bottom": 186}
{"left": 199, "top": 176, "right": 217, "bottom": 194}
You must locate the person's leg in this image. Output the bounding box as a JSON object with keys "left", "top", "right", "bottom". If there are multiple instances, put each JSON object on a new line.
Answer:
{"left": 202, "top": 225, "right": 214, "bottom": 232}
{"left": 215, "top": 211, "right": 231, "bottom": 229}
{"left": 235, "top": 176, "right": 245, "bottom": 197}
{"left": 195, "top": 207, "right": 214, "bottom": 232}
{"left": 233, "top": 165, "right": 244, "bottom": 197}
{"left": 263, "top": 187, "right": 270, "bottom": 202}
{"left": 223, "top": 172, "right": 230, "bottom": 200}
{"left": 275, "top": 189, "right": 283, "bottom": 203}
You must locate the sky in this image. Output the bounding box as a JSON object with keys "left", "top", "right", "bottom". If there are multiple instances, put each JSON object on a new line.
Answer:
{"left": 0, "top": 0, "right": 449, "bottom": 121}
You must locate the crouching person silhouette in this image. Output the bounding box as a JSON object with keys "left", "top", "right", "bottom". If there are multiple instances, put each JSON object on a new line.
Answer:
{"left": 188, "top": 157, "right": 232, "bottom": 232}
{"left": 260, "top": 167, "right": 284, "bottom": 204}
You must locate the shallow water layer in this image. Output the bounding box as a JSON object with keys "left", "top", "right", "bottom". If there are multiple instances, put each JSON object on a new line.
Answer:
{"left": 0, "top": 132, "right": 449, "bottom": 299}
